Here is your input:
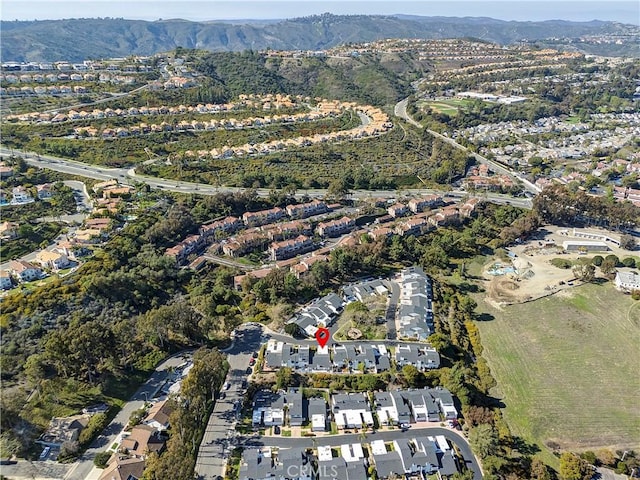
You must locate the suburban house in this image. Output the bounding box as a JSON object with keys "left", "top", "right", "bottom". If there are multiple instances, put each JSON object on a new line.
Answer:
{"left": 238, "top": 448, "right": 276, "bottom": 480}
{"left": 242, "top": 207, "right": 285, "bottom": 227}
{"left": 286, "top": 199, "right": 329, "bottom": 219}
{"left": 35, "top": 250, "right": 70, "bottom": 271}
{"left": 316, "top": 216, "right": 355, "bottom": 237}
{"left": 252, "top": 390, "right": 286, "bottom": 427}
{"left": 408, "top": 195, "right": 443, "bottom": 214}
{"left": 264, "top": 341, "right": 310, "bottom": 371}
{"left": 0, "top": 270, "right": 14, "bottom": 290}
{"left": 395, "top": 344, "right": 441, "bottom": 370}
{"left": 405, "top": 390, "right": 441, "bottom": 422}
{"left": 268, "top": 234, "right": 313, "bottom": 261}
{"left": 222, "top": 232, "right": 267, "bottom": 257}
{"left": 368, "top": 226, "right": 394, "bottom": 241}
{"left": 11, "top": 185, "right": 33, "bottom": 203}
{"left": 143, "top": 400, "right": 173, "bottom": 431}
{"left": 396, "top": 266, "right": 434, "bottom": 340}
{"left": 164, "top": 234, "right": 206, "bottom": 264}
{"left": 402, "top": 388, "right": 459, "bottom": 422}
{"left": 310, "top": 346, "right": 332, "bottom": 373}
{"left": 615, "top": 270, "right": 640, "bottom": 291}
{"left": 331, "top": 393, "right": 374, "bottom": 430}
{"left": 36, "top": 183, "right": 54, "bottom": 199}
{"left": 8, "top": 260, "right": 43, "bottom": 282}
{"left": 98, "top": 456, "right": 145, "bottom": 480}
{"left": 0, "top": 221, "right": 20, "bottom": 239}
{"left": 120, "top": 425, "right": 165, "bottom": 458}
{"left": 37, "top": 415, "right": 91, "bottom": 447}
{"left": 370, "top": 440, "right": 404, "bottom": 480}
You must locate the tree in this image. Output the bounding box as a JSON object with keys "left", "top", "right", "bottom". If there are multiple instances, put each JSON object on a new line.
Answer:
{"left": 94, "top": 451, "right": 112, "bottom": 468}
{"left": 275, "top": 367, "right": 293, "bottom": 390}
{"left": 559, "top": 452, "right": 591, "bottom": 480}
{"left": 401, "top": 365, "right": 424, "bottom": 387}
{"left": 530, "top": 458, "right": 552, "bottom": 480}
{"left": 468, "top": 424, "right": 499, "bottom": 458}
{"left": 620, "top": 234, "right": 637, "bottom": 251}
{"left": 601, "top": 255, "right": 619, "bottom": 275}
{"left": 572, "top": 260, "right": 595, "bottom": 282}
{"left": 284, "top": 323, "right": 301, "bottom": 337}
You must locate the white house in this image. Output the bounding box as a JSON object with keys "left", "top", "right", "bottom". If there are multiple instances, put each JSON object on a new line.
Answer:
{"left": 615, "top": 270, "right": 640, "bottom": 292}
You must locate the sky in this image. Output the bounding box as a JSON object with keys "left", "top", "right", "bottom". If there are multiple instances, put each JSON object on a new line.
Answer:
{"left": 2, "top": 0, "right": 639, "bottom": 24}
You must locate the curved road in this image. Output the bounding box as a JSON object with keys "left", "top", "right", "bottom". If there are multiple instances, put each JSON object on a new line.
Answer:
{"left": 394, "top": 97, "right": 540, "bottom": 195}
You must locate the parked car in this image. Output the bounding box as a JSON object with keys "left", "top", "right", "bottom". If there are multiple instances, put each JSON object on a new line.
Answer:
{"left": 223, "top": 381, "right": 231, "bottom": 390}
{"left": 249, "top": 358, "right": 256, "bottom": 366}
{"left": 252, "top": 351, "right": 259, "bottom": 358}
{"left": 274, "top": 426, "right": 281, "bottom": 435}
{"left": 218, "top": 392, "right": 226, "bottom": 399}
{"left": 246, "top": 367, "right": 253, "bottom": 374}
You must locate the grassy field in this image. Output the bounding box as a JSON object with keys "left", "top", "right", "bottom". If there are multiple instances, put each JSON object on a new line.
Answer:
{"left": 418, "top": 98, "right": 472, "bottom": 116}
{"left": 475, "top": 282, "right": 640, "bottom": 454}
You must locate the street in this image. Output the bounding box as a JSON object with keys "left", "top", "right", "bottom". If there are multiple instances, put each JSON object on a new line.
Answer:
{"left": 194, "top": 324, "right": 263, "bottom": 480}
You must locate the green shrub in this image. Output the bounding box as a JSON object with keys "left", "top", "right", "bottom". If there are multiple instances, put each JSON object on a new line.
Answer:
{"left": 592, "top": 255, "right": 604, "bottom": 266}
{"left": 622, "top": 257, "right": 636, "bottom": 268}
{"left": 551, "top": 258, "right": 572, "bottom": 269}
{"left": 93, "top": 451, "right": 112, "bottom": 468}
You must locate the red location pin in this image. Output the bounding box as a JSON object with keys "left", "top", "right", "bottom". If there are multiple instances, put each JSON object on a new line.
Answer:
{"left": 315, "top": 327, "right": 330, "bottom": 348}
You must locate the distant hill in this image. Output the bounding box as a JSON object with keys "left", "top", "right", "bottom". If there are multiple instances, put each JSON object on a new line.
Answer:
{"left": 1, "top": 13, "right": 638, "bottom": 62}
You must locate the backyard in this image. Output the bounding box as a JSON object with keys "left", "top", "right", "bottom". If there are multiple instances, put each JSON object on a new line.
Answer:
{"left": 475, "top": 282, "right": 640, "bottom": 457}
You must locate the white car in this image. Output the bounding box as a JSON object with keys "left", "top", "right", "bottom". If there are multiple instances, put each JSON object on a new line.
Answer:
{"left": 223, "top": 381, "right": 231, "bottom": 390}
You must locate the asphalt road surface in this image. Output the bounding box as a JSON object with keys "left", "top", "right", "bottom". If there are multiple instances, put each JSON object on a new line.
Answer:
{"left": 194, "top": 324, "right": 263, "bottom": 480}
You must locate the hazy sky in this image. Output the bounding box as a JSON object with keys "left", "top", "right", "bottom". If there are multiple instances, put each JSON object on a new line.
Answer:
{"left": 2, "top": 0, "right": 639, "bottom": 24}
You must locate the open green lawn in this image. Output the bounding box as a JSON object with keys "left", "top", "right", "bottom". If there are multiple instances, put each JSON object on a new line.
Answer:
{"left": 475, "top": 282, "right": 640, "bottom": 453}
{"left": 419, "top": 98, "right": 473, "bottom": 116}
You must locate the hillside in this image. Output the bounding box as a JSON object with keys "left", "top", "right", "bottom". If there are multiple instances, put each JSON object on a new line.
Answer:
{"left": 2, "top": 14, "right": 638, "bottom": 62}
{"left": 194, "top": 50, "right": 430, "bottom": 105}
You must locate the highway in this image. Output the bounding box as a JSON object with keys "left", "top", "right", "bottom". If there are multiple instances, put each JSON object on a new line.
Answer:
{"left": 0, "top": 147, "right": 531, "bottom": 208}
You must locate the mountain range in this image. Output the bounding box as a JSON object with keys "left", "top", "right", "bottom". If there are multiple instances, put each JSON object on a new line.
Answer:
{"left": 2, "top": 13, "right": 639, "bottom": 62}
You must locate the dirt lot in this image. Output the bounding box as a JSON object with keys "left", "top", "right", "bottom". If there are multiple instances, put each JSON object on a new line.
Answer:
{"left": 483, "top": 226, "right": 630, "bottom": 305}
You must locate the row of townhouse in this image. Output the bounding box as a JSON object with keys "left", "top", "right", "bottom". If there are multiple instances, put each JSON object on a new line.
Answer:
{"left": 269, "top": 235, "right": 314, "bottom": 261}
{"left": 264, "top": 341, "right": 439, "bottom": 374}
{"left": 397, "top": 266, "right": 434, "bottom": 341}
{"left": 6, "top": 94, "right": 310, "bottom": 123}
{"left": 368, "top": 437, "right": 458, "bottom": 479}
{"left": 239, "top": 436, "right": 458, "bottom": 480}
{"left": 250, "top": 386, "right": 456, "bottom": 431}
{"left": 374, "top": 388, "right": 457, "bottom": 425}
{"left": 165, "top": 216, "right": 242, "bottom": 264}
{"left": 242, "top": 200, "right": 331, "bottom": 227}
{"left": 72, "top": 109, "right": 336, "bottom": 138}
{"left": 288, "top": 293, "right": 344, "bottom": 337}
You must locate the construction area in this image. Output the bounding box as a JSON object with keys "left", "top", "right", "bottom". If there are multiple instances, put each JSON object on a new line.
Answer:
{"left": 483, "top": 226, "right": 629, "bottom": 305}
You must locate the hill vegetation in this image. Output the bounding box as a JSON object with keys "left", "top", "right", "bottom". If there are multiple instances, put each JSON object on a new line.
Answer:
{"left": 2, "top": 14, "right": 638, "bottom": 62}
